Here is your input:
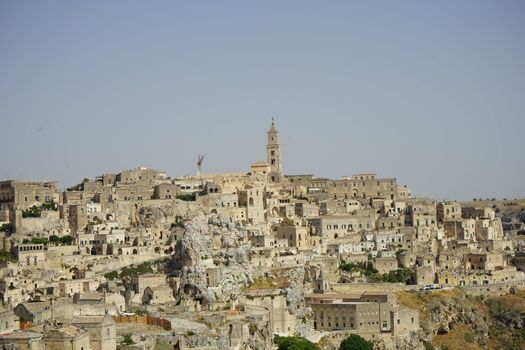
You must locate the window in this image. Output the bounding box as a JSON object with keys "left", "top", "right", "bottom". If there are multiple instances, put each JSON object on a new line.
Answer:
{"left": 382, "top": 321, "right": 387, "bottom": 328}
{"left": 35, "top": 195, "right": 40, "bottom": 202}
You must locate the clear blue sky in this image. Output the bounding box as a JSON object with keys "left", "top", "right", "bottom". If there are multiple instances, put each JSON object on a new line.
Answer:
{"left": 1, "top": 1, "right": 524, "bottom": 200}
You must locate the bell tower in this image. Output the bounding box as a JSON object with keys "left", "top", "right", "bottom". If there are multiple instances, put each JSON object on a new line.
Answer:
{"left": 267, "top": 118, "right": 282, "bottom": 182}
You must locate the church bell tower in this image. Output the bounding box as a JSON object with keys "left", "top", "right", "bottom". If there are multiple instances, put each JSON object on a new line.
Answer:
{"left": 267, "top": 118, "right": 282, "bottom": 183}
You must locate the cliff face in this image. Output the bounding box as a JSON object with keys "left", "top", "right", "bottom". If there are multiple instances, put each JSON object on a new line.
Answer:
{"left": 397, "top": 288, "right": 525, "bottom": 350}
{"left": 173, "top": 214, "right": 259, "bottom": 308}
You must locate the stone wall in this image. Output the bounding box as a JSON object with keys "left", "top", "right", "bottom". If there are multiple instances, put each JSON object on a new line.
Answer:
{"left": 331, "top": 283, "right": 413, "bottom": 295}
{"left": 114, "top": 315, "right": 171, "bottom": 330}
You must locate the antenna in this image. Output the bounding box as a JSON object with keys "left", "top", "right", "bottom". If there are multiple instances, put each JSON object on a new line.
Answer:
{"left": 197, "top": 155, "right": 204, "bottom": 176}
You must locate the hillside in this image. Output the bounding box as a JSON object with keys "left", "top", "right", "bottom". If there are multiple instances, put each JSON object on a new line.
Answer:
{"left": 397, "top": 288, "right": 525, "bottom": 350}
{"left": 460, "top": 198, "right": 525, "bottom": 232}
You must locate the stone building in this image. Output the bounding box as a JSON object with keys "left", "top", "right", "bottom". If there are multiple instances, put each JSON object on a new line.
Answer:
{"left": 437, "top": 201, "right": 462, "bottom": 224}
{"left": 274, "top": 218, "right": 310, "bottom": 250}
{"left": 0, "top": 307, "right": 18, "bottom": 335}
{"left": 305, "top": 292, "right": 419, "bottom": 336}
{"left": 0, "top": 180, "right": 59, "bottom": 211}
{"left": 238, "top": 184, "right": 265, "bottom": 225}
{"left": 70, "top": 314, "right": 116, "bottom": 350}
{"left": 405, "top": 198, "right": 437, "bottom": 228}
{"left": 15, "top": 244, "right": 47, "bottom": 267}
{"left": 43, "top": 326, "right": 90, "bottom": 350}
{"left": 0, "top": 330, "right": 45, "bottom": 350}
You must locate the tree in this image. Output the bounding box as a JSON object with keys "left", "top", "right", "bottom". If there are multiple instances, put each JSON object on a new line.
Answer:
{"left": 30, "top": 237, "right": 48, "bottom": 245}
{"left": 274, "top": 335, "right": 318, "bottom": 350}
{"left": 122, "top": 333, "right": 134, "bottom": 345}
{"left": 0, "top": 224, "right": 13, "bottom": 234}
{"left": 339, "top": 334, "right": 373, "bottom": 350}
{"left": 60, "top": 235, "right": 73, "bottom": 245}
{"left": 49, "top": 235, "right": 60, "bottom": 245}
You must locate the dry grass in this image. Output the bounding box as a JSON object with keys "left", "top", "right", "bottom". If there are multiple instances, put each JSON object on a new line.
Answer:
{"left": 432, "top": 324, "right": 483, "bottom": 350}
{"left": 396, "top": 288, "right": 463, "bottom": 321}
{"left": 246, "top": 276, "right": 290, "bottom": 290}
{"left": 488, "top": 294, "right": 525, "bottom": 314}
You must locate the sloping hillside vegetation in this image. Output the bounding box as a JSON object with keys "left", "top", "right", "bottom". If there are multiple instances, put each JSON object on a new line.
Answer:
{"left": 397, "top": 288, "right": 525, "bottom": 350}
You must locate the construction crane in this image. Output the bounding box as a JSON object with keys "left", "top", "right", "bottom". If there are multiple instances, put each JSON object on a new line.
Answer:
{"left": 197, "top": 154, "right": 204, "bottom": 176}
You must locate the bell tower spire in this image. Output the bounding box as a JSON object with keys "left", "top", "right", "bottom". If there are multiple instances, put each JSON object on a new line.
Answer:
{"left": 267, "top": 117, "right": 282, "bottom": 182}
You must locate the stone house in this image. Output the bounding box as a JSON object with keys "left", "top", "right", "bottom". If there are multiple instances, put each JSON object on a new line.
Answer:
{"left": 14, "top": 302, "right": 51, "bottom": 325}
{"left": 71, "top": 314, "right": 116, "bottom": 350}
{"left": 373, "top": 257, "right": 398, "bottom": 274}
{"left": 44, "top": 325, "right": 90, "bottom": 350}
{"left": 0, "top": 307, "right": 18, "bottom": 335}
{"left": 305, "top": 292, "right": 419, "bottom": 336}
{"left": 0, "top": 330, "right": 45, "bottom": 350}
{"left": 141, "top": 286, "right": 174, "bottom": 305}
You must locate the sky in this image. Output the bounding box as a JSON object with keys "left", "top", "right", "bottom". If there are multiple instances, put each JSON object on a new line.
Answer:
{"left": 0, "top": 1, "right": 524, "bottom": 200}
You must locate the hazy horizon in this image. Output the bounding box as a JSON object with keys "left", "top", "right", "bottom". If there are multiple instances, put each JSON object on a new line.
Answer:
{"left": 1, "top": 1, "right": 524, "bottom": 201}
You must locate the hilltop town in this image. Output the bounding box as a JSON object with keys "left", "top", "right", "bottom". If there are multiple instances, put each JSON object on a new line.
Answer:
{"left": 0, "top": 120, "right": 524, "bottom": 350}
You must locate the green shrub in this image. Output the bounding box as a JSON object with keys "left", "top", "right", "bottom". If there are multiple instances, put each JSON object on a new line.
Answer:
{"left": 41, "top": 200, "right": 58, "bottom": 211}
{"left": 340, "top": 260, "right": 378, "bottom": 275}
{"left": 273, "top": 335, "right": 318, "bottom": 350}
{"left": 0, "top": 251, "right": 17, "bottom": 263}
{"left": 30, "top": 237, "right": 48, "bottom": 245}
{"left": 0, "top": 224, "right": 13, "bottom": 234}
{"left": 464, "top": 332, "right": 475, "bottom": 343}
{"left": 176, "top": 193, "right": 196, "bottom": 201}
{"left": 59, "top": 235, "right": 73, "bottom": 245}
{"left": 22, "top": 206, "right": 42, "bottom": 218}
{"left": 339, "top": 334, "right": 373, "bottom": 350}
{"left": 66, "top": 179, "right": 88, "bottom": 192}
{"left": 422, "top": 340, "right": 434, "bottom": 350}
{"left": 122, "top": 333, "right": 134, "bottom": 345}
{"left": 368, "top": 268, "right": 415, "bottom": 284}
